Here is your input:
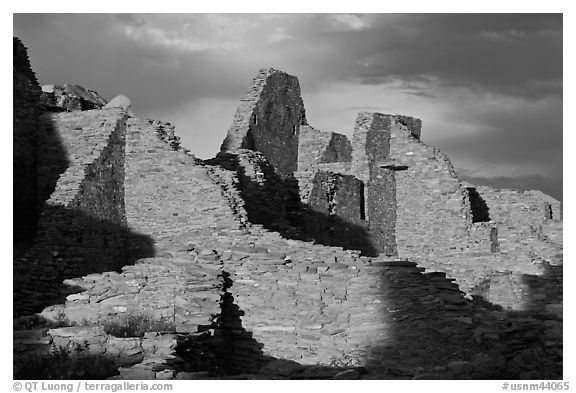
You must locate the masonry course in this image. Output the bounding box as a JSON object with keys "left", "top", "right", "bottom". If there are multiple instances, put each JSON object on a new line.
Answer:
{"left": 13, "top": 38, "right": 562, "bottom": 379}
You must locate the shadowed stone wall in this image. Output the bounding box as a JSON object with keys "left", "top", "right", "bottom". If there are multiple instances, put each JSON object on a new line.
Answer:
{"left": 220, "top": 68, "right": 307, "bottom": 176}
{"left": 13, "top": 37, "right": 41, "bottom": 253}
{"left": 306, "top": 171, "right": 370, "bottom": 253}
{"left": 349, "top": 113, "right": 397, "bottom": 255}
{"left": 14, "top": 109, "right": 133, "bottom": 316}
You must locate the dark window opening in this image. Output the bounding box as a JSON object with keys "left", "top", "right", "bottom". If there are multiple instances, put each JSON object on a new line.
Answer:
{"left": 467, "top": 187, "right": 490, "bottom": 223}
{"left": 545, "top": 203, "right": 553, "bottom": 220}
{"left": 360, "top": 184, "right": 366, "bottom": 221}
{"left": 292, "top": 125, "right": 297, "bottom": 136}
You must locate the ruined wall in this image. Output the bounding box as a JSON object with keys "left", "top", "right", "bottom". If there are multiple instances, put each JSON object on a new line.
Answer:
{"left": 305, "top": 171, "right": 372, "bottom": 253}
{"left": 13, "top": 37, "right": 41, "bottom": 253}
{"left": 322, "top": 133, "right": 353, "bottom": 163}
{"left": 206, "top": 150, "right": 291, "bottom": 233}
{"left": 348, "top": 113, "right": 398, "bottom": 255}
{"left": 148, "top": 119, "right": 181, "bottom": 151}
{"left": 125, "top": 118, "right": 242, "bottom": 253}
{"left": 389, "top": 115, "right": 473, "bottom": 260}
{"left": 14, "top": 109, "right": 131, "bottom": 316}
{"left": 297, "top": 125, "right": 352, "bottom": 171}
{"left": 367, "top": 167, "right": 397, "bottom": 256}
{"left": 527, "top": 190, "right": 562, "bottom": 221}
{"left": 223, "top": 238, "right": 476, "bottom": 371}
{"left": 474, "top": 186, "right": 560, "bottom": 259}
{"left": 350, "top": 113, "right": 392, "bottom": 184}
{"left": 220, "top": 68, "right": 307, "bottom": 176}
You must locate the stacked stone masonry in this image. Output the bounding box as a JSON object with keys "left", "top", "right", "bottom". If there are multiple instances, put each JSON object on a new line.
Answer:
{"left": 14, "top": 109, "right": 134, "bottom": 317}
{"left": 13, "top": 41, "right": 562, "bottom": 380}
{"left": 220, "top": 68, "right": 307, "bottom": 176}
{"left": 13, "top": 37, "right": 41, "bottom": 254}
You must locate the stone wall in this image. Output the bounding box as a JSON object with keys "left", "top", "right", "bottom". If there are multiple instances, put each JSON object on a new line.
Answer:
{"left": 305, "top": 171, "right": 373, "bottom": 253}
{"left": 148, "top": 119, "right": 182, "bottom": 151}
{"left": 474, "top": 186, "right": 561, "bottom": 259}
{"left": 350, "top": 112, "right": 392, "bottom": 184}
{"left": 367, "top": 167, "right": 397, "bottom": 256}
{"left": 322, "top": 133, "right": 353, "bottom": 163}
{"left": 390, "top": 115, "right": 473, "bottom": 260}
{"left": 527, "top": 190, "right": 562, "bottom": 221}
{"left": 298, "top": 125, "right": 352, "bottom": 171}
{"left": 222, "top": 236, "right": 480, "bottom": 371}
{"left": 13, "top": 37, "right": 41, "bottom": 254}
{"left": 220, "top": 68, "right": 307, "bottom": 176}
{"left": 206, "top": 150, "right": 291, "bottom": 233}
{"left": 13, "top": 109, "right": 136, "bottom": 316}
{"left": 13, "top": 59, "right": 562, "bottom": 378}
{"left": 124, "top": 117, "right": 243, "bottom": 253}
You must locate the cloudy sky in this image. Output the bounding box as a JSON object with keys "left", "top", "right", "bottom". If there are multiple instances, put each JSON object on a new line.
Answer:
{"left": 13, "top": 13, "right": 563, "bottom": 199}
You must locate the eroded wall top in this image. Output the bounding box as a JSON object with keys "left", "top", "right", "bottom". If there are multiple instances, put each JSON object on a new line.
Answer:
{"left": 220, "top": 68, "right": 307, "bottom": 176}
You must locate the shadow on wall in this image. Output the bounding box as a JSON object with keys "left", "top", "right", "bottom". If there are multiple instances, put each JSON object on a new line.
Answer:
{"left": 14, "top": 201, "right": 156, "bottom": 320}
{"left": 175, "top": 270, "right": 362, "bottom": 379}
{"left": 13, "top": 114, "right": 155, "bottom": 318}
{"left": 206, "top": 153, "right": 378, "bottom": 256}
{"left": 521, "top": 263, "right": 563, "bottom": 313}
{"left": 285, "top": 175, "right": 378, "bottom": 256}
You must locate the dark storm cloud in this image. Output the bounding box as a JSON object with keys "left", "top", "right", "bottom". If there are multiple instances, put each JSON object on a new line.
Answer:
{"left": 431, "top": 92, "right": 562, "bottom": 188}
{"left": 344, "top": 14, "right": 562, "bottom": 98}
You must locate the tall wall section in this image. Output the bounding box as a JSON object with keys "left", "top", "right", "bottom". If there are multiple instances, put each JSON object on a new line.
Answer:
{"left": 13, "top": 37, "right": 41, "bottom": 253}
{"left": 389, "top": 115, "right": 473, "bottom": 260}
{"left": 349, "top": 113, "right": 397, "bottom": 255}
{"left": 220, "top": 68, "right": 307, "bottom": 176}
{"left": 14, "top": 109, "right": 131, "bottom": 316}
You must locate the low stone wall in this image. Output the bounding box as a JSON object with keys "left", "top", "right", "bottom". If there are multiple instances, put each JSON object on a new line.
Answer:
{"left": 223, "top": 241, "right": 479, "bottom": 371}
{"left": 474, "top": 186, "right": 560, "bottom": 259}
{"left": 528, "top": 190, "right": 562, "bottom": 221}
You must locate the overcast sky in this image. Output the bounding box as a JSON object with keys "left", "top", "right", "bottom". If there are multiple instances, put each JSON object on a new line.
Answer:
{"left": 13, "top": 13, "right": 563, "bottom": 199}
